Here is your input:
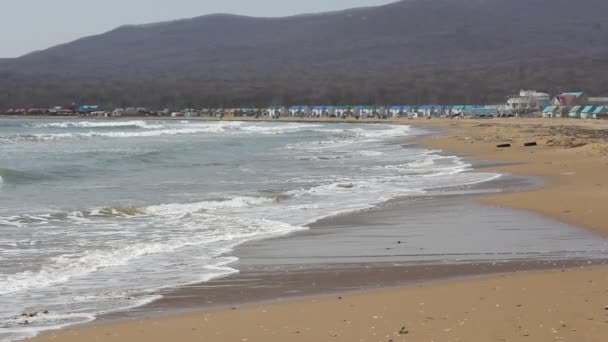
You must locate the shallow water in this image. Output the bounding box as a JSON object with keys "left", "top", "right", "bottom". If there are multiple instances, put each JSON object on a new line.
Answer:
{"left": 0, "top": 119, "right": 602, "bottom": 341}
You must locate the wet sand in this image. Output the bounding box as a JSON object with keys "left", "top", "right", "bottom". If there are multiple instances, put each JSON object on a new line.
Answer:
{"left": 28, "top": 267, "right": 608, "bottom": 342}
{"left": 27, "top": 118, "right": 608, "bottom": 341}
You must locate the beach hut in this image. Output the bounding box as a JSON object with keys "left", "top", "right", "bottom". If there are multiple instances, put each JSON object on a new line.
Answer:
{"left": 289, "top": 106, "right": 308, "bottom": 117}
{"left": 440, "top": 106, "right": 451, "bottom": 117}
{"left": 462, "top": 105, "right": 477, "bottom": 117}
{"left": 334, "top": 106, "right": 349, "bottom": 118}
{"left": 450, "top": 105, "right": 466, "bottom": 117}
{"left": 356, "top": 106, "right": 374, "bottom": 118}
{"left": 580, "top": 106, "right": 595, "bottom": 119}
{"left": 568, "top": 106, "right": 583, "bottom": 118}
{"left": 265, "top": 106, "right": 284, "bottom": 118}
{"left": 593, "top": 106, "right": 608, "bottom": 119}
{"left": 468, "top": 107, "right": 498, "bottom": 117}
{"left": 417, "top": 105, "right": 441, "bottom": 117}
{"left": 389, "top": 106, "right": 410, "bottom": 117}
{"left": 311, "top": 106, "right": 330, "bottom": 117}
{"left": 343, "top": 106, "right": 357, "bottom": 117}
{"left": 542, "top": 106, "right": 559, "bottom": 118}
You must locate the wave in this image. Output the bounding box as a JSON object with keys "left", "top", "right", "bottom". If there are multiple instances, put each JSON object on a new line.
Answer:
{"left": 1, "top": 123, "right": 312, "bottom": 143}
{"left": 0, "top": 194, "right": 294, "bottom": 296}
{"left": 3, "top": 121, "right": 403, "bottom": 144}
{"left": 145, "top": 196, "right": 275, "bottom": 216}
{"left": 31, "top": 121, "right": 164, "bottom": 130}
{"left": 0, "top": 312, "right": 97, "bottom": 341}
{"left": 0, "top": 168, "right": 50, "bottom": 185}
{"left": 355, "top": 124, "right": 412, "bottom": 139}
{"left": 0, "top": 214, "right": 299, "bottom": 296}
{"left": 283, "top": 124, "right": 412, "bottom": 151}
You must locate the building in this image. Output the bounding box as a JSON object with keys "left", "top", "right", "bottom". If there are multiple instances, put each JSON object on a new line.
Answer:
{"left": 593, "top": 106, "right": 608, "bottom": 119}
{"left": 507, "top": 90, "right": 550, "bottom": 115}
{"left": 265, "top": 106, "right": 285, "bottom": 118}
{"left": 552, "top": 92, "right": 586, "bottom": 107}
{"left": 311, "top": 106, "right": 331, "bottom": 117}
{"left": 568, "top": 106, "right": 583, "bottom": 118}
{"left": 466, "top": 106, "right": 498, "bottom": 117}
{"left": 417, "top": 105, "right": 444, "bottom": 117}
{"left": 289, "top": 106, "right": 309, "bottom": 117}
{"left": 450, "top": 105, "right": 466, "bottom": 117}
{"left": 78, "top": 105, "right": 99, "bottom": 113}
{"left": 48, "top": 107, "right": 74, "bottom": 116}
{"left": 542, "top": 105, "right": 560, "bottom": 118}
{"left": 334, "top": 106, "right": 350, "bottom": 118}
{"left": 580, "top": 106, "right": 595, "bottom": 119}
{"left": 112, "top": 108, "right": 125, "bottom": 117}
{"left": 388, "top": 106, "right": 411, "bottom": 117}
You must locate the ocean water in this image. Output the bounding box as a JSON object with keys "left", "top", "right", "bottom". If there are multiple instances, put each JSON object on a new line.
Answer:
{"left": 0, "top": 119, "right": 602, "bottom": 341}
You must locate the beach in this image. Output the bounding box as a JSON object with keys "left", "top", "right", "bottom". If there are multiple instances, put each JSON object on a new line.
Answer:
{"left": 11, "top": 117, "right": 608, "bottom": 341}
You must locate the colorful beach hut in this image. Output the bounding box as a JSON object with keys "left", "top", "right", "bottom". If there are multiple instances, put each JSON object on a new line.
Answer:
{"left": 580, "top": 106, "right": 595, "bottom": 119}
{"left": 593, "top": 106, "right": 608, "bottom": 119}
{"left": 389, "top": 106, "right": 411, "bottom": 117}
{"left": 542, "top": 105, "right": 559, "bottom": 118}
{"left": 568, "top": 106, "right": 583, "bottom": 118}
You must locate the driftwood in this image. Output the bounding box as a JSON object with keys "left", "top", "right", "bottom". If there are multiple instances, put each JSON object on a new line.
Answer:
{"left": 524, "top": 142, "right": 538, "bottom": 147}
{"left": 496, "top": 143, "right": 511, "bottom": 148}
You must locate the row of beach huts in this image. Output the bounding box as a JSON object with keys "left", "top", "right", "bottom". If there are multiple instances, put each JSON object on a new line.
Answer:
{"left": 3, "top": 90, "right": 608, "bottom": 119}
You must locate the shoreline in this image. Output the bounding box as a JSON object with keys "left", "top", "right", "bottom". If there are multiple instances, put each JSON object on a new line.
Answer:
{"left": 411, "top": 118, "right": 608, "bottom": 236}
{"left": 22, "top": 117, "right": 608, "bottom": 341}
{"left": 101, "top": 174, "right": 605, "bottom": 321}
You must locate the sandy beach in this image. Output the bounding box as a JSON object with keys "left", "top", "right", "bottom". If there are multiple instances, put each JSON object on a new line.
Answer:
{"left": 24, "top": 117, "right": 608, "bottom": 341}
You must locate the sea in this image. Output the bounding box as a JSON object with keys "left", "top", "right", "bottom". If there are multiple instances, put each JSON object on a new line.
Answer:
{"left": 0, "top": 119, "right": 606, "bottom": 341}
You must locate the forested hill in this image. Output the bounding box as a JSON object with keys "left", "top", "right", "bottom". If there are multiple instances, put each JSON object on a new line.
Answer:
{"left": 2, "top": 0, "right": 608, "bottom": 109}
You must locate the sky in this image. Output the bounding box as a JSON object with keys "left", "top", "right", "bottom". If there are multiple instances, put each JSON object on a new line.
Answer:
{"left": 1, "top": 0, "right": 396, "bottom": 58}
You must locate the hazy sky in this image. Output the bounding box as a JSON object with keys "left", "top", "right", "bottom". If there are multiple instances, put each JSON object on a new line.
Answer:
{"left": 1, "top": 0, "right": 395, "bottom": 58}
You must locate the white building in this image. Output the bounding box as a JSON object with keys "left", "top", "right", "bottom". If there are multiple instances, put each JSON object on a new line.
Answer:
{"left": 507, "top": 90, "right": 551, "bottom": 114}
{"left": 311, "top": 106, "right": 334, "bottom": 117}
{"left": 388, "top": 106, "right": 411, "bottom": 117}
{"left": 266, "top": 106, "right": 285, "bottom": 118}
{"left": 334, "top": 107, "right": 349, "bottom": 117}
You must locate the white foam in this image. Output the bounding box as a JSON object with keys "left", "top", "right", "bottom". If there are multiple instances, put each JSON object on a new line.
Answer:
{"left": 359, "top": 125, "right": 412, "bottom": 138}
{"left": 6, "top": 122, "right": 414, "bottom": 145}
{"left": 8, "top": 122, "right": 331, "bottom": 143}
{"left": 0, "top": 206, "right": 300, "bottom": 296}
{"left": 0, "top": 312, "right": 97, "bottom": 342}
{"left": 358, "top": 150, "right": 383, "bottom": 157}
{"left": 238, "top": 123, "right": 323, "bottom": 134}
{"left": 33, "top": 121, "right": 163, "bottom": 129}
{"left": 145, "top": 196, "right": 275, "bottom": 216}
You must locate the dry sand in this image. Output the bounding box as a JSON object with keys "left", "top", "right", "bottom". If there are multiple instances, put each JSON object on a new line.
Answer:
{"left": 27, "top": 118, "right": 608, "bottom": 342}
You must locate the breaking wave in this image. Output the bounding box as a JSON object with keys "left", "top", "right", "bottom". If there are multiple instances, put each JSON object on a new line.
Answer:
{"left": 1, "top": 121, "right": 412, "bottom": 144}
{"left": 32, "top": 121, "right": 164, "bottom": 129}
{"left": 1, "top": 122, "right": 333, "bottom": 143}
{"left": 0, "top": 168, "right": 49, "bottom": 185}
{"left": 0, "top": 194, "right": 299, "bottom": 296}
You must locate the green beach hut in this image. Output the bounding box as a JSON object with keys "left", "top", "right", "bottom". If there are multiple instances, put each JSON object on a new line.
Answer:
{"left": 593, "top": 106, "right": 608, "bottom": 119}
{"left": 568, "top": 106, "right": 583, "bottom": 118}
{"left": 580, "top": 106, "right": 595, "bottom": 119}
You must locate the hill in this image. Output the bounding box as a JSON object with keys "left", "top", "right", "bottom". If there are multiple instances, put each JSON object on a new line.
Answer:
{"left": 2, "top": 0, "right": 608, "bottom": 108}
